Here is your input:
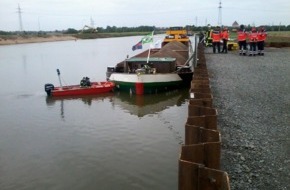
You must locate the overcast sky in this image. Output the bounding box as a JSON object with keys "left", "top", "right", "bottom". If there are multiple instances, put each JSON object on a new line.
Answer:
{"left": 0, "top": 0, "right": 289, "bottom": 31}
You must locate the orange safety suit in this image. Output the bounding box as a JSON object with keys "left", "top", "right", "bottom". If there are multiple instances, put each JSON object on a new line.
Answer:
{"left": 237, "top": 30, "right": 247, "bottom": 41}
{"left": 257, "top": 29, "right": 267, "bottom": 55}
{"left": 248, "top": 30, "right": 258, "bottom": 55}
{"left": 211, "top": 29, "right": 222, "bottom": 53}
{"left": 249, "top": 31, "right": 258, "bottom": 42}
{"left": 221, "top": 30, "right": 229, "bottom": 53}
{"left": 257, "top": 31, "right": 267, "bottom": 42}
{"left": 211, "top": 30, "right": 222, "bottom": 42}
{"left": 237, "top": 29, "right": 247, "bottom": 55}
{"left": 221, "top": 30, "right": 229, "bottom": 40}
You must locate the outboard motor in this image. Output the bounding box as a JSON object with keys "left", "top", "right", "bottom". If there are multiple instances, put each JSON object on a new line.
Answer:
{"left": 44, "top": 83, "right": 54, "bottom": 96}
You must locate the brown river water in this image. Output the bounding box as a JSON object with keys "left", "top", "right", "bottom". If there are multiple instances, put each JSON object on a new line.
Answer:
{"left": 0, "top": 36, "right": 191, "bottom": 190}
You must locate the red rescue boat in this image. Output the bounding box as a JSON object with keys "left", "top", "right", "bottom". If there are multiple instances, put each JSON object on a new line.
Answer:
{"left": 44, "top": 69, "right": 115, "bottom": 97}
{"left": 44, "top": 82, "right": 115, "bottom": 97}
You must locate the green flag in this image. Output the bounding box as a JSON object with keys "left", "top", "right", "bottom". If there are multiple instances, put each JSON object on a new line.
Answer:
{"left": 141, "top": 31, "right": 154, "bottom": 44}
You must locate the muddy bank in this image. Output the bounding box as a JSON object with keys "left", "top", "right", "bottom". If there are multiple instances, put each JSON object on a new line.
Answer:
{"left": 0, "top": 35, "right": 77, "bottom": 45}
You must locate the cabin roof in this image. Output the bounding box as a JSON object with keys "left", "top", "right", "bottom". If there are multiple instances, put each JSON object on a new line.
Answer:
{"left": 126, "top": 57, "right": 176, "bottom": 63}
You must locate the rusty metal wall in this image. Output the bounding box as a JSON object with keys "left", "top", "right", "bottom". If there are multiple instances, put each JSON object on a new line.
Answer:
{"left": 178, "top": 44, "right": 231, "bottom": 190}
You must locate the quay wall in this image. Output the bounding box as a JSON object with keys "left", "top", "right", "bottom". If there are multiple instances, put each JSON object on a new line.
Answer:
{"left": 178, "top": 44, "right": 230, "bottom": 190}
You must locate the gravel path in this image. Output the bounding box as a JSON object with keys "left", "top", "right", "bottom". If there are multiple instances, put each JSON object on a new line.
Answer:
{"left": 205, "top": 47, "right": 290, "bottom": 190}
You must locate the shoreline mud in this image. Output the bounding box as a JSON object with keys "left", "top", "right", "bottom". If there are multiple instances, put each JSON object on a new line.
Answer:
{"left": 0, "top": 35, "right": 77, "bottom": 46}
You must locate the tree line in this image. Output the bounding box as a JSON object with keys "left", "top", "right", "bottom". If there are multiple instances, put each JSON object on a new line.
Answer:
{"left": 1, "top": 24, "right": 290, "bottom": 36}
{"left": 63, "top": 24, "right": 290, "bottom": 34}
{"left": 190, "top": 25, "right": 290, "bottom": 32}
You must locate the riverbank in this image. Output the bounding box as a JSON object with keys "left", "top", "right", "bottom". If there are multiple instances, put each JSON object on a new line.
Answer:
{"left": 2, "top": 31, "right": 290, "bottom": 47}
{"left": 0, "top": 31, "right": 156, "bottom": 46}
{"left": 0, "top": 35, "right": 77, "bottom": 45}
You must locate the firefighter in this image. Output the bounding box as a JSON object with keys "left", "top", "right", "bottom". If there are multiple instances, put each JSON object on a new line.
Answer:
{"left": 80, "top": 77, "right": 91, "bottom": 87}
{"left": 257, "top": 26, "right": 267, "bottom": 55}
{"left": 248, "top": 27, "right": 258, "bottom": 56}
{"left": 221, "top": 27, "right": 229, "bottom": 53}
{"left": 205, "top": 24, "right": 213, "bottom": 46}
{"left": 211, "top": 26, "right": 222, "bottom": 53}
{"left": 237, "top": 24, "right": 248, "bottom": 56}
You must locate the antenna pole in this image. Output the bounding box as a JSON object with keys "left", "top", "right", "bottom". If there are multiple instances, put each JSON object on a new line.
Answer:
{"left": 17, "top": 4, "right": 24, "bottom": 32}
{"left": 56, "top": 69, "right": 63, "bottom": 88}
{"left": 218, "top": 0, "right": 222, "bottom": 26}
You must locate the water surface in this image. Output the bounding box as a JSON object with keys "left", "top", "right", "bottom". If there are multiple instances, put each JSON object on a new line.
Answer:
{"left": 0, "top": 36, "right": 189, "bottom": 190}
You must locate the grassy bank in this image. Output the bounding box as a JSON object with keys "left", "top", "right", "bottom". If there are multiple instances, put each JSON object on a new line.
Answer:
{"left": 227, "top": 31, "right": 290, "bottom": 47}
{"left": 1, "top": 31, "right": 290, "bottom": 47}
{"left": 0, "top": 31, "right": 161, "bottom": 45}
{"left": 73, "top": 31, "right": 155, "bottom": 39}
{"left": 265, "top": 31, "right": 290, "bottom": 47}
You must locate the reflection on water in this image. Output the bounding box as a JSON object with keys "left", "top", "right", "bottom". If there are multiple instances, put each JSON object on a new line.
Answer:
{"left": 46, "top": 93, "right": 115, "bottom": 119}
{"left": 46, "top": 90, "right": 189, "bottom": 119}
{"left": 112, "top": 89, "right": 189, "bottom": 117}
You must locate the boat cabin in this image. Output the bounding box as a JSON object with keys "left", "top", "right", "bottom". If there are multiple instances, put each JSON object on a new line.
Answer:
{"left": 119, "top": 57, "right": 177, "bottom": 74}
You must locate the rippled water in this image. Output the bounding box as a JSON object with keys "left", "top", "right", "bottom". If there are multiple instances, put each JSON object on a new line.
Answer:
{"left": 0, "top": 36, "right": 189, "bottom": 190}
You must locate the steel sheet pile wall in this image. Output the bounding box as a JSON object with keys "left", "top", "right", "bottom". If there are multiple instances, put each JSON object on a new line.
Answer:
{"left": 178, "top": 44, "right": 231, "bottom": 190}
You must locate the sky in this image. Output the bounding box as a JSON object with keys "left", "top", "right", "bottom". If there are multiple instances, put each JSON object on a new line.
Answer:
{"left": 0, "top": 0, "right": 289, "bottom": 31}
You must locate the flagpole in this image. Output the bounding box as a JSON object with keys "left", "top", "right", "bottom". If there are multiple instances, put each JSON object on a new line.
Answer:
{"left": 146, "top": 48, "right": 151, "bottom": 64}
{"left": 146, "top": 31, "right": 154, "bottom": 64}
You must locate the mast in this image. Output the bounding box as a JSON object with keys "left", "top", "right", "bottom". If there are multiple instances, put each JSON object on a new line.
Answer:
{"left": 218, "top": 0, "right": 222, "bottom": 26}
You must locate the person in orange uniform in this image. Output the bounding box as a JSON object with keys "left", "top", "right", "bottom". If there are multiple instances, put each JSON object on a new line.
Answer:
{"left": 237, "top": 24, "right": 248, "bottom": 56}
{"left": 221, "top": 27, "right": 229, "bottom": 53}
{"left": 248, "top": 27, "right": 258, "bottom": 56}
{"left": 257, "top": 26, "right": 267, "bottom": 55}
{"left": 211, "top": 26, "right": 222, "bottom": 53}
